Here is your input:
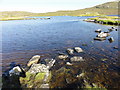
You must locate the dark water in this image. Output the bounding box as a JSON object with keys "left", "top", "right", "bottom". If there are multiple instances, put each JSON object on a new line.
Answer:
{"left": 1, "top": 16, "right": 119, "bottom": 73}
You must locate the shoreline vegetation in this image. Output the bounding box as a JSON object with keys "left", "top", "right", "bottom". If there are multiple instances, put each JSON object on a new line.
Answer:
{"left": 84, "top": 16, "right": 120, "bottom": 25}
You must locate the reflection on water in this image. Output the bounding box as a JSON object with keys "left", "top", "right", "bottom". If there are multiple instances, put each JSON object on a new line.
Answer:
{"left": 1, "top": 16, "right": 119, "bottom": 88}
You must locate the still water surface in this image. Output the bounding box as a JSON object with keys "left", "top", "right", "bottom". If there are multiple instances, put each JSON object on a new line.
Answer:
{"left": 1, "top": 16, "right": 119, "bottom": 72}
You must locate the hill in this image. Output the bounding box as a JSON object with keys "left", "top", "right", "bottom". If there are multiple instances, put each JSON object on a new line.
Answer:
{"left": 41, "top": 0, "right": 118, "bottom": 16}
{"left": 0, "top": 0, "right": 119, "bottom": 19}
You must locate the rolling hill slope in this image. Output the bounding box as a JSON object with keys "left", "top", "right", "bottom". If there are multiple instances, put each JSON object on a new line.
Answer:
{"left": 0, "top": 0, "right": 119, "bottom": 18}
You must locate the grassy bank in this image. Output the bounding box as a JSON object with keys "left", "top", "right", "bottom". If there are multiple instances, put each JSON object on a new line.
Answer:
{"left": 0, "top": 17, "right": 26, "bottom": 21}
{"left": 85, "top": 16, "right": 120, "bottom": 25}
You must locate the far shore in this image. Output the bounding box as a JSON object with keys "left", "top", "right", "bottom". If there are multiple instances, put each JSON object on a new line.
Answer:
{"left": 0, "top": 15, "right": 120, "bottom": 26}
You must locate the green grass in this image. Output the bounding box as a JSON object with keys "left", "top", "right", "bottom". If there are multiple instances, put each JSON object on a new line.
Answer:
{"left": 88, "top": 16, "right": 120, "bottom": 25}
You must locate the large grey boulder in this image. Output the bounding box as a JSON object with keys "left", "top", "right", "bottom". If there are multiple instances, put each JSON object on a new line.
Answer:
{"left": 74, "top": 47, "right": 83, "bottom": 53}
{"left": 67, "top": 48, "right": 74, "bottom": 55}
{"left": 27, "top": 55, "right": 41, "bottom": 67}
{"left": 28, "top": 64, "right": 49, "bottom": 74}
{"left": 70, "top": 56, "right": 85, "bottom": 62}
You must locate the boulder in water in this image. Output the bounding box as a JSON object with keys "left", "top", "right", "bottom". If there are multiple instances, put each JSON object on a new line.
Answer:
{"left": 74, "top": 47, "right": 83, "bottom": 53}
{"left": 9, "top": 66, "right": 24, "bottom": 76}
{"left": 108, "top": 37, "right": 114, "bottom": 43}
{"left": 95, "top": 29, "right": 102, "bottom": 33}
{"left": 27, "top": 55, "right": 41, "bottom": 67}
{"left": 57, "top": 54, "right": 68, "bottom": 60}
{"left": 97, "top": 32, "right": 110, "bottom": 38}
{"left": 67, "top": 48, "right": 74, "bottom": 55}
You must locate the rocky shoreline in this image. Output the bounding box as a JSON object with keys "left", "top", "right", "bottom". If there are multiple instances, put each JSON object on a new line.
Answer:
{"left": 1, "top": 26, "right": 119, "bottom": 89}
{"left": 2, "top": 43, "right": 119, "bottom": 89}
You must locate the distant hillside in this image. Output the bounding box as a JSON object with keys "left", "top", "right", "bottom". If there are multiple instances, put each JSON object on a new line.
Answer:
{"left": 0, "top": 11, "right": 35, "bottom": 18}
{"left": 0, "top": 0, "right": 119, "bottom": 18}
{"left": 40, "top": 0, "right": 118, "bottom": 16}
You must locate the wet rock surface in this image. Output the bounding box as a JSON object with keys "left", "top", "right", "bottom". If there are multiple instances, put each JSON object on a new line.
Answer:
{"left": 74, "top": 47, "right": 83, "bottom": 53}
{"left": 27, "top": 55, "right": 41, "bottom": 67}
{"left": 67, "top": 48, "right": 74, "bottom": 55}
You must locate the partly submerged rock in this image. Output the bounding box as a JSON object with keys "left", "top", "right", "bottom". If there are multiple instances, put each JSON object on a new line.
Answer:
{"left": 46, "top": 59, "right": 56, "bottom": 69}
{"left": 74, "top": 47, "right": 83, "bottom": 53}
{"left": 67, "top": 48, "right": 74, "bottom": 55}
{"left": 108, "top": 37, "right": 114, "bottom": 43}
{"left": 70, "top": 56, "right": 85, "bottom": 62}
{"left": 57, "top": 54, "right": 68, "bottom": 60}
{"left": 111, "top": 27, "right": 115, "bottom": 29}
{"left": 95, "top": 29, "right": 102, "bottom": 33}
{"left": 28, "top": 64, "right": 49, "bottom": 74}
{"left": 97, "top": 32, "right": 110, "bottom": 38}
{"left": 27, "top": 55, "right": 41, "bottom": 67}
{"left": 9, "top": 66, "right": 24, "bottom": 76}
{"left": 113, "top": 46, "right": 118, "bottom": 49}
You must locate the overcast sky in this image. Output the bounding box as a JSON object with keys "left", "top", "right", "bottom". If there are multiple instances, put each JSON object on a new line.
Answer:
{"left": 0, "top": 0, "right": 114, "bottom": 13}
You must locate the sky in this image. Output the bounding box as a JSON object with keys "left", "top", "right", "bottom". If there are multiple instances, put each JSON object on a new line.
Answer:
{"left": 0, "top": 0, "right": 114, "bottom": 13}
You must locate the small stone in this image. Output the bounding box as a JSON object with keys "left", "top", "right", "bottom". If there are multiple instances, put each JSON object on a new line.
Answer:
{"left": 95, "top": 29, "right": 101, "bottom": 33}
{"left": 70, "top": 56, "right": 85, "bottom": 62}
{"left": 67, "top": 48, "right": 74, "bottom": 55}
{"left": 113, "top": 46, "right": 118, "bottom": 49}
{"left": 66, "top": 62, "right": 72, "bottom": 66}
{"left": 111, "top": 27, "right": 115, "bottom": 29}
{"left": 74, "top": 47, "right": 83, "bottom": 53}
{"left": 27, "top": 55, "right": 41, "bottom": 67}
{"left": 76, "top": 73, "right": 85, "bottom": 78}
{"left": 97, "top": 32, "right": 110, "bottom": 38}
{"left": 9, "top": 66, "right": 22, "bottom": 76}
{"left": 108, "top": 37, "right": 114, "bottom": 43}
{"left": 57, "top": 54, "right": 68, "bottom": 60}
{"left": 101, "top": 58, "right": 108, "bottom": 61}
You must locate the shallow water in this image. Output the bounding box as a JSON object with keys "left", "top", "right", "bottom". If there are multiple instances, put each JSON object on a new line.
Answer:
{"left": 1, "top": 16, "right": 119, "bottom": 74}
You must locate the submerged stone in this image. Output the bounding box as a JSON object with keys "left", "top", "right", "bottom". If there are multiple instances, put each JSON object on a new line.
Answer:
{"left": 70, "top": 56, "right": 85, "bottom": 62}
